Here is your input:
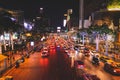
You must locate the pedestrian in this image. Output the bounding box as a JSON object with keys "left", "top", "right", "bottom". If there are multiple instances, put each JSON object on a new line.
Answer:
{"left": 8, "top": 55, "right": 10, "bottom": 61}
{"left": 13, "top": 56, "right": 15, "bottom": 61}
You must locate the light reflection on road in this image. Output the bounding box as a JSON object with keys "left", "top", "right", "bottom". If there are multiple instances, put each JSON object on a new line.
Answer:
{"left": 39, "top": 58, "right": 49, "bottom": 67}
{"left": 73, "top": 52, "right": 119, "bottom": 80}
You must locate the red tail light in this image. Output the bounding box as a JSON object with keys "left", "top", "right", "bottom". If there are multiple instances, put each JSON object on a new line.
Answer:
{"left": 77, "top": 65, "right": 84, "bottom": 69}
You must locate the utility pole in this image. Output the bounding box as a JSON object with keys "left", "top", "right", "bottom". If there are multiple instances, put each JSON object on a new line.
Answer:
{"left": 79, "top": 0, "right": 84, "bottom": 29}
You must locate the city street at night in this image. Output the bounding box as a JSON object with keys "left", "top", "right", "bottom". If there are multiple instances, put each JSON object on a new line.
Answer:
{"left": 0, "top": 0, "right": 120, "bottom": 80}
{"left": 2, "top": 46, "right": 75, "bottom": 80}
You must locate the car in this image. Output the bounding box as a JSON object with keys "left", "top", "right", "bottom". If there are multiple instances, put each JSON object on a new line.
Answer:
{"left": 74, "top": 60, "right": 85, "bottom": 69}
{"left": 90, "top": 50, "right": 100, "bottom": 56}
{"left": 92, "top": 56, "right": 100, "bottom": 65}
{"left": 74, "top": 45, "right": 79, "bottom": 50}
{"left": 83, "top": 47, "right": 90, "bottom": 56}
{"left": 64, "top": 48, "right": 71, "bottom": 54}
{"left": 100, "top": 56, "right": 110, "bottom": 63}
{"left": 49, "top": 45, "right": 55, "bottom": 49}
{"left": 78, "top": 44, "right": 85, "bottom": 50}
{"left": 41, "top": 52, "right": 49, "bottom": 57}
{"left": 41, "top": 47, "right": 49, "bottom": 57}
{"left": 74, "top": 60, "right": 86, "bottom": 77}
{"left": 104, "top": 60, "right": 120, "bottom": 75}
{"left": 82, "top": 73, "right": 100, "bottom": 80}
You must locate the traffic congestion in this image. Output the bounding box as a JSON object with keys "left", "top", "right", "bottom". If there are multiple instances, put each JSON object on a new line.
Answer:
{"left": 1, "top": 34, "right": 120, "bottom": 80}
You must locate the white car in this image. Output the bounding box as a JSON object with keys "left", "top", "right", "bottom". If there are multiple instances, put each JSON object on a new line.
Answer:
{"left": 41, "top": 47, "right": 49, "bottom": 57}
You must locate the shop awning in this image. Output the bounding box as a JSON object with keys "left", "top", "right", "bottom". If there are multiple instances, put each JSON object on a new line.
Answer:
{"left": 0, "top": 54, "right": 7, "bottom": 62}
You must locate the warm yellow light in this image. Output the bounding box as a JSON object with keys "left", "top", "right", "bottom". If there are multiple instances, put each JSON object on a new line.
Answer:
{"left": 26, "top": 33, "right": 32, "bottom": 37}
{"left": 108, "top": 8, "right": 120, "bottom": 11}
{"left": 107, "top": 0, "right": 120, "bottom": 11}
{"left": 64, "top": 14, "right": 67, "bottom": 16}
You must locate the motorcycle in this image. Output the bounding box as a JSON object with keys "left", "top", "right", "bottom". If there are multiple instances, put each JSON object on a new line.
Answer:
{"left": 15, "top": 61, "right": 19, "bottom": 68}
{"left": 26, "top": 53, "right": 30, "bottom": 58}
{"left": 21, "top": 56, "right": 25, "bottom": 62}
{"left": 92, "top": 56, "right": 100, "bottom": 66}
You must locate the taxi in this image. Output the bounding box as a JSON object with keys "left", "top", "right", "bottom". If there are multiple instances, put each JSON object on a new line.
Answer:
{"left": 104, "top": 60, "right": 120, "bottom": 75}
{"left": 100, "top": 56, "right": 110, "bottom": 63}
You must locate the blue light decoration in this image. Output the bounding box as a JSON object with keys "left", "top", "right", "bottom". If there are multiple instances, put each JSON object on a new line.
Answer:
{"left": 24, "top": 22, "right": 33, "bottom": 31}
{"left": 10, "top": 17, "right": 16, "bottom": 21}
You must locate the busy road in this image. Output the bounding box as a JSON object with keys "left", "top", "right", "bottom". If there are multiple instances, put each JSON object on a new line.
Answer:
{"left": 74, "top": 52, "right": 120, "bottom": 80}
{"left": 1, "top": 36, "right": 120, "bottom": 80}
{"left": 2, "top": 43, "right": 75, "bottom": 80}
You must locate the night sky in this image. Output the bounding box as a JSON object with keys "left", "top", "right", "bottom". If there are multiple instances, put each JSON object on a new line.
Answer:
{"left": 0, "top": 0, "right": 106, "bottom": 26}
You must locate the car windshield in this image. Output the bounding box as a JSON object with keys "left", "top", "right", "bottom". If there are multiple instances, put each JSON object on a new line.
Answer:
{"left": 101, "top": 56, "right": 109, "bottom": 60}
{"left": 77, "top": 61, "right": 84, "bottom": 65}
{"left": 44, "top": 49, "right": 48, "bottom": 51}
{"left": 42, "top": 52, "right": 47, "bottom": 54}
{"left": 117, "top": 64, "right": 120, "bottom": 68}
{"left": 116, "top": 63, "right": 120, "bottom": 68}
{"left": 109, "top": 61, "right": 120, "bottom": 68}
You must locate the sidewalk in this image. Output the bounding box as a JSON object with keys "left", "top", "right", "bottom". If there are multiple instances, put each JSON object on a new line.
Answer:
{"left": 0, "top": 40, "right": 43, "bottom": 77}
{"left": 0, "top": 49, "right": 30, "bottom": 77}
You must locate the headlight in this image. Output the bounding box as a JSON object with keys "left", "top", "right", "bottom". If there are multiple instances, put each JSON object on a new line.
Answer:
{"left": 114, "top": 70, "right": 116, "bottom": 72}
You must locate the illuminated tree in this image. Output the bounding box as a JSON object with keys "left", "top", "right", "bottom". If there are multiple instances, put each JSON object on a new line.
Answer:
{"left": 78, "top": 28, "right": 88, "bottom": 45}
{"left": 107, "top": 0, "right": 120, "bottom": 9}
{"left": 87, "top": 24, "right": 114, "bottom": 54}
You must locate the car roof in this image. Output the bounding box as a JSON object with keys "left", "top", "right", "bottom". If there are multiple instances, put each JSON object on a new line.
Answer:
{"left": 76, "top": 60, "right": 84, "bottom": 64}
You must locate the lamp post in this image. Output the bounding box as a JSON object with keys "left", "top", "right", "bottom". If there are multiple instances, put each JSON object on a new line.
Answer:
{"left": 66, "top": 9, "right": 72, "bottom": 31}
{"left": 40, "top": 8, "right": 43, "bottom": 14}
{"left": 79, "top": 0, "right": 84, "bottom": 29}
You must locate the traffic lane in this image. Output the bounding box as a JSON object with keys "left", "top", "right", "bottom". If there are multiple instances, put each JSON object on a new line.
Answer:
{"left": 75, "top": 53, "right": 119, "bottom": 80}
{"left": 4, "top": 53, "right": 48, "bottom": 80}
{"left": 3, "top": 49, "right": 75, "bottom": 80}
{"left": 47, "top": 48, "right": 75, "bottom": 80}
{"left": 85, "top": 55, "right": 120, "bottom": 80}
{"left": 84, "top": 58, "right": 114, "bottom": 80}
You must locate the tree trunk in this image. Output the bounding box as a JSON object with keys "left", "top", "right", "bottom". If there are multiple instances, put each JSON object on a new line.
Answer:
{"left": 82, "top": 35, "right": 85, "bottom": 45}
{"left": 3, "top": 32, "right": 6, "bottom": 51}
{"left": 105, "top": 34, "right": 108, "bottom": 56}
{"left": 10, "top": 33, "right": 14, "bottom": 50}
{"left": 96, "top": 34, "right": 99, "bottom": 52}
{"left": 0, "top": 42, "right": 2, "bottom": 54}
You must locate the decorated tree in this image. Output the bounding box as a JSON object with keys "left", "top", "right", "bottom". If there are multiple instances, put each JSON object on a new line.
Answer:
{"left": 78, "top": 28, "right": 88, "bottom": 45}
{"left": 87, "top": 24, "right": 114, "bottom": 54}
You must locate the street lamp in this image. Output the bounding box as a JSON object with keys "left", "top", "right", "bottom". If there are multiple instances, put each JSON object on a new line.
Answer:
{"left": 79, "top": 0, "right": 84, "bottom": 29}
{"left": 40, "top": 8, "right": 43, "bottom": 13}
{"left": 66, "top": 9, "right": 73, "bottom": 31}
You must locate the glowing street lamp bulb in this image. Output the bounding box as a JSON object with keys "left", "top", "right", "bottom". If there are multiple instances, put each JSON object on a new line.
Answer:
{"left": 40, "top": 8, "right": 43, "bottom": 10}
